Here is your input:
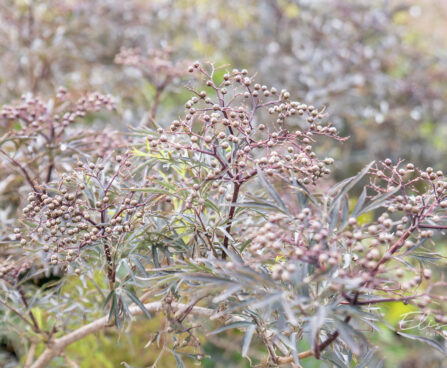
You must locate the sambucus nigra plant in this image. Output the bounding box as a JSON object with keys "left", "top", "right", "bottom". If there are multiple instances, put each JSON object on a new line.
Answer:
{"left": 1, "top": 62, "right": 446, "bottom": 367}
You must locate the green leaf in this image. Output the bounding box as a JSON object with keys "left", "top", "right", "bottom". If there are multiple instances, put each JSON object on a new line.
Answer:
{"left": 152, "top": 245, "right": 160, "bottom": 268}
{"left": 125, "top": 289, "right": 152, "bottom": 319}
{"left": 105, "top": 290, "right": 115, "bottom": 310}
{"left": 108, "top": 291, "right": 121, "bottom": 328}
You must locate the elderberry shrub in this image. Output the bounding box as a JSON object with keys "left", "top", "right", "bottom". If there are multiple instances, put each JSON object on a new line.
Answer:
{"left": 1, "top": 65, "right": 446, "bottom": 367}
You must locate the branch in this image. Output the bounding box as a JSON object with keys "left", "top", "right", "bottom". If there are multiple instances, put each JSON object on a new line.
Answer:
{"left": 222, "top": 182, "right": 241, "bottom": 259}
{"left": 0, "top": 148, "right": 40, "bottom": 193}
{"left": 30, "top": 301, "right": 213, "bottom": 368}
{"left": 18, "top": 288, "right": 41, "bottom": 333}
{"left": 0, "top": 298, "right": 36, "bottom": 330}
{"left": 419, "top": 224, "right": 447, "bottom": 230}
{"left": 24, "top": 342, "right": 36, "bottom": 368}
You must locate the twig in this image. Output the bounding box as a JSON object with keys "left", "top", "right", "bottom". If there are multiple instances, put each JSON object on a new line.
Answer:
{"left": 222, "top": 182, "right": 241, "bottom": 259}
{"left": 24, "top": 342, "right": 36, "bottom": 368}
{"left": 29, "top": 301, "right": 214, "bottom": 368}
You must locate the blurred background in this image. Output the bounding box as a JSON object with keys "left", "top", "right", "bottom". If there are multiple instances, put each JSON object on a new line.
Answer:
{"left": 1, "top": 0, "right": 447, "bottom": 367}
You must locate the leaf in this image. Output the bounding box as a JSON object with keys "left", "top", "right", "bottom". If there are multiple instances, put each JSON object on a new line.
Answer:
{"left": 310, "top": 307, "right": 327, "bottom": 350}
{"left": 356, "top": 347, "right": 378, "bottom": 368}
{"left": 216, "top": 226, "right": 234, "bottom": 241}
{"left": 183, "top": 273, "right": 236, "bottom": 285}
{"left": 359, "top": 317, "right": 382, "bottom": 333}
{"left": 130, "top": 255, "right": 148, "bottom": 277}
{"left": 352, "top": 187, "right": 367, "bottom": 218}
{"left": 289, "top": 178, "right": 320, "bottom": 209}
{"left": 105, "top": 290, "right": 115, "bottom": 310}
{"left": 242, "top": 324, "right": 256, "bottom": 357}
{"left": 291, "top": 332, "right": 300, "bottom": 365}
{"left": 329, "top": 176, "right": 355, "bottom": 197}
{"left": 257, "top": 166, "right": 289, "bottom": 214}
{"left": 119, "top": 293, "right": 132, "bottom": 318}
{"left": 212, "top": 284, "right": 243, "bottom": 303}
{"left": 208, "top": 321, "right": 255, "bottom": 335}
{"left": 329, "top": 197, "right": 341, "bottom": 232}
{"left": 335, "top": 320, "right": 363, "bottom": 355}
{"left": 230, "top": 201, "right": 285, "bottom": 212}
{"left": 108, "top": 292, "right": 121, "bottom": 328}
{"left": 330, "top": 161, "right": 375, "bottom": 212}
{"left": 172, "top": 351, "right": 186, "bottom": 368}
{"left": 204, "top": 198, "right": 220, "bottom": 213}
{"left": 125, "top": 289, "right": 152, "bottom": 319}
{"left": 341, "top": 196, "right": 349, "bottom": 225}
{"left": 249, "top": 293, "right": 282, "bottom": 309}
{"left": 152, "top": 245, "right": 160, "bottom": 268}
{"left": 322, "top": 352, "right": 348, "bottom": 368}
{"left": 397, "top": 332, "right": 446, "bottom": 355}
{"left": 292, "top": 176, "right": 308, "bottom": 209}
{"left": 359, "top": 185, "right": 401, "bottom": 214}
{"left": 127, "top": 187, "right": 176, "bottom": 196}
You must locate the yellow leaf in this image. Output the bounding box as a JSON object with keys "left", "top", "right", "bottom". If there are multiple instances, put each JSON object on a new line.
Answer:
{"left": 284, "top": 4, "right": 300, "bottom": 18}
{"left": 383, "top": 302, "right": 418, "bottom": 325}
